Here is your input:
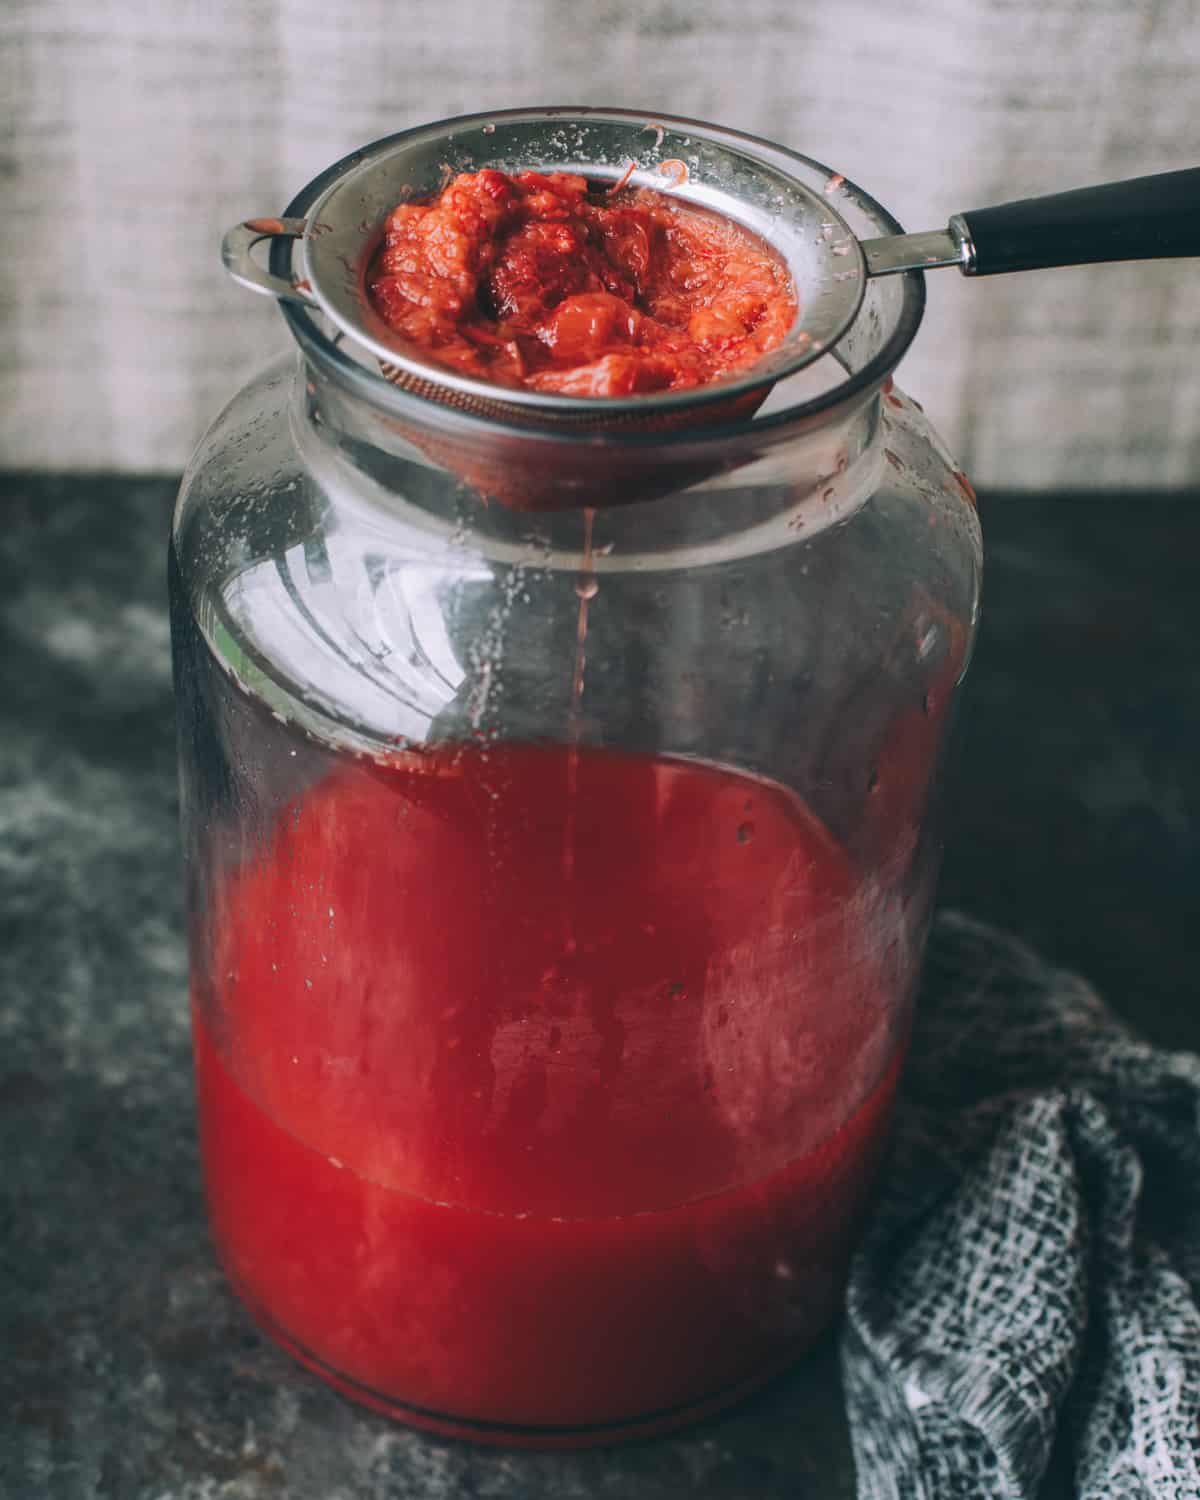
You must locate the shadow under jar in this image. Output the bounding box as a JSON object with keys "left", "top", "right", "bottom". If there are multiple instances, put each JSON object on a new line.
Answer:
{"left": 171, "top": 109, "right": 982, "bottom": 1447}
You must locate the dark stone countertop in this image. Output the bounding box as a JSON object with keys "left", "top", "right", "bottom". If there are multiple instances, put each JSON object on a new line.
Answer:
{"left": 2, "top": 474, "right": 1197, "bottom": 1500}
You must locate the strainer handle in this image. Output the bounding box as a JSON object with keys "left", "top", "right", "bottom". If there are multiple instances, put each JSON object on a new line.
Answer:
{"left": 952, "top": 167, "right": 1200, "bottom": 276}
{"left": 862, "top": 167, "right": 1200, "bottom": 278}
{"left": 221, "top": 218, "right": 318, "bottom": 306}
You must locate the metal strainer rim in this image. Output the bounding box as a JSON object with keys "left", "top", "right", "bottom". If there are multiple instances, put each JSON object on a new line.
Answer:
{"left": 275, "top": 106, "right": 926, "bottom": 447}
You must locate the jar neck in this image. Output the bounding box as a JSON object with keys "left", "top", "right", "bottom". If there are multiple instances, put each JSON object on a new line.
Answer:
{"left": 295, "top": 352, "right": 890, "bottom": 561}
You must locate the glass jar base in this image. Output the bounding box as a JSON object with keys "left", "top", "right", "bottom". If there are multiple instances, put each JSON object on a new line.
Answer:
{"left": 230, "top": 1276, "right": 826, "bottom": 1449}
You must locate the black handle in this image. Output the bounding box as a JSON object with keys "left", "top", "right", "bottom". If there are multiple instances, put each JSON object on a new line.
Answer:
{"left": 955, "top": 168, "right": 1200, "bottom": 276}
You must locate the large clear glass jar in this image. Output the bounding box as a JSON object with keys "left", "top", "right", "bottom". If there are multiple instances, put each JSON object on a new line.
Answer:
{"left": 171, "top": 116, "right": 981, "bottom": 1447}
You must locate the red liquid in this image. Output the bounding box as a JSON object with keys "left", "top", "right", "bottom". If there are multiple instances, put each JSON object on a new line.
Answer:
{"left": 193, "top": 743, "right": 908, "bottom": 1442}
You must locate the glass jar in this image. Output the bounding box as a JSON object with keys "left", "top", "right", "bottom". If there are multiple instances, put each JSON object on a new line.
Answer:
{"left": 171, "top": 112, "right": 981, "bottom": 1447}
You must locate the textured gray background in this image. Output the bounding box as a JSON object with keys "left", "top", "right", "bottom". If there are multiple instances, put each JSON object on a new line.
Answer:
{"left": 3, "top": 0, "right": 1200, "bottom": 487}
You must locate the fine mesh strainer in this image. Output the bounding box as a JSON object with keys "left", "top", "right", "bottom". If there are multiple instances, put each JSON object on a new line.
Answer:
{"left": 223, "top": 108, "right": 1200, "bottom": 508}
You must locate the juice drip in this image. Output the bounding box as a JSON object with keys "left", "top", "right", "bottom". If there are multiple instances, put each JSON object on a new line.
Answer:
{"left": 561, "top": 506, "right": 597, "bottom": 953}
{"left": 570, "top": 506, "right": 598, "bottom": 729}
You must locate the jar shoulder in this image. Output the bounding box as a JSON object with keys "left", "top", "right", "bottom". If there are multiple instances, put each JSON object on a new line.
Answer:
{"left": 171, "top": 366, "right": 981, "bottom": 758}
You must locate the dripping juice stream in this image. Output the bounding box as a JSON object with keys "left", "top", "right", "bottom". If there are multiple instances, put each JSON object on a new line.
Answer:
{"left": 562, "top": 507, "right": 598, "bottom": 954}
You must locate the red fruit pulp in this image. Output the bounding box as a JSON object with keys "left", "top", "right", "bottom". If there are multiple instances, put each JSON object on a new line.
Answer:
{"left": 368, "top": 169, "right": 798, "bottom": 396}
{"left": 192, "top": 742, "right": 909, "bottom": 1442}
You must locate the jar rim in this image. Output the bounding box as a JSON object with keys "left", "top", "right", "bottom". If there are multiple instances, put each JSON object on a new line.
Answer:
{"left": 277, "top": 106, "right": 926, "bottom": 453}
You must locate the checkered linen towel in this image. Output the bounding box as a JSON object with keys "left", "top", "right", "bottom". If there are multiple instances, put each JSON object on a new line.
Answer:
{"left": 842, "top": 912, "right": 1200, "bottom": 1500}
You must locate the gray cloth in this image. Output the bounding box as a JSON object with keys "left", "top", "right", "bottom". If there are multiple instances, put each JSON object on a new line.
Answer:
{"left": 842, "top": 912, "right": 1200, "bottom": 1500}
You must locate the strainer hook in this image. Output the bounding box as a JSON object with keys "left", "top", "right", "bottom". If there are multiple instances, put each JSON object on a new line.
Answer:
{"left": 222, "top": 218, "right": 318, "bottom": 308}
